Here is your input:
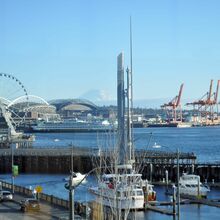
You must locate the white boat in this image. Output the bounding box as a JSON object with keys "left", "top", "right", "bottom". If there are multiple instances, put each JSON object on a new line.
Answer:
{"left": 179, "top": 173, "right": 210, "bottom": 197}
{"left": 89, "top": 167, "right": 156, "bottom": 210}
{"left": 177, "top": 122, "right": 192, "bottom": 128}
{"left": 152, "top": 142, "right": 161, "bottom": 149}
{"left": 89, "top": 52, "right": 156, "bottom": 212}
{"left": 64, "top": 172, "right": 86, "bottom": 187}
{"left": 31, "top": 118, "right": 115, "bottom": 133}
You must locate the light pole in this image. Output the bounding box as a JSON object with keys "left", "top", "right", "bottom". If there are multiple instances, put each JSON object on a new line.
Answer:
{"left": 69, "top": 175, "right": 74, "bottom": 220}
{"left": 11, "top": 144, "right": 14, "bottom": 194}
{"left": 8, "top": 128, "right": 14, "bottom": 194}
{"left": 177, "top": 149, "right": 180, "bottom": 220}
{"left": 69, "top": 147, "right": 74, "bottom": 220}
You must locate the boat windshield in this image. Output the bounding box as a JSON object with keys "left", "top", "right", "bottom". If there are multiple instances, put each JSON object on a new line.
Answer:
{"left": 136, "top": 190, "right": 143, "bottom": 196}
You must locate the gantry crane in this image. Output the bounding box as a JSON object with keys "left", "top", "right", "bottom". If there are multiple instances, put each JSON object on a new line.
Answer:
{"left": 186, "top": 80, "right": 220, "bottom": 124}
{"left": 161, "top": 83, "right": 184, "bottom": 123}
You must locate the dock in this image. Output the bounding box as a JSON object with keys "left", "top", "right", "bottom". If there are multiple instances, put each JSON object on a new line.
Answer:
{"left": 145, "top": 204, "right": 174, "bottom": 215}
{"left": 181, "top": 194, "right": 220, "bottom": 208}
{"left": 1, "top": 147, "right": 220, "bottom": 183}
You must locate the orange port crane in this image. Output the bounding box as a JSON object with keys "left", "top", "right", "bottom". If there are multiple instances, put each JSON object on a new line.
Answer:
{"left": 209, "top": 80, "right": 220, "bottom": 105}
{"left": 208, "top": 80, "right": 220, "bottom": 121}
{"left": 161, "top": 83, "right": 184, "bottom": 122}
{"left": 186, "top": 80, "right": 220, "bottom": 122}
{"left": 186, "top": 80, "right": 213, "bottom": 107}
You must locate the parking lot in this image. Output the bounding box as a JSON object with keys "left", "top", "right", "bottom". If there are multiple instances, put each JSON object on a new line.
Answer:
{"left": 0, "top": 193, "right": 69, "bottom": 220}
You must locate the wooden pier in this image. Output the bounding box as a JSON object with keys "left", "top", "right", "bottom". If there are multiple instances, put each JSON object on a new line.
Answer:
{"left": 181, "top": 194, "right": 220, "bottom": 208}
{"left": 145, "top": 204, "right": 174, "bottom": 215}
{"left": 0, "top": 147, "right": 220, "bottom": 183}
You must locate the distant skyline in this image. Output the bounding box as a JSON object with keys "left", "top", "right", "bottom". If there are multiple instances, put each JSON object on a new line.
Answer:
{"left": 1, "top": 0, "right": 220, "bottom": 107}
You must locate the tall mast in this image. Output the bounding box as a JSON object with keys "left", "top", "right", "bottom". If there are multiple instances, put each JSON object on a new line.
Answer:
{"left": 127, "top": 67, "right": 132, "bottom": 162}
{"left": 129, "top": 16, "right": 134, "bottom": 160}
{"left": 117, "top": 52, "right": 126, "bottom": 165}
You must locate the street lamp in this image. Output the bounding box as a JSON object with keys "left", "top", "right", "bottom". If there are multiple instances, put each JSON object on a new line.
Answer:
{"left": 11, "top": 144, "right": 14, "bottom": 194}
{"left": 65, "top": 168, "right": 97, "bottom": 220}
{"left": 8, "top": 128, "right": 15, "bottom": 194}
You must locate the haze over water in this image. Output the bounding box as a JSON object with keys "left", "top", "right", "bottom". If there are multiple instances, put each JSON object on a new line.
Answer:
{"left": 32, "top": 126, "right": 220, "bottom": 163}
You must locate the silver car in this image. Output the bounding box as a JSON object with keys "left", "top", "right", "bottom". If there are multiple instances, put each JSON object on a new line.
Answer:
{"left": 0, "top": 190, "right": 13, "bottom": 201}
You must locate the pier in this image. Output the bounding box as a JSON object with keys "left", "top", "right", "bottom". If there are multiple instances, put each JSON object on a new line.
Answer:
{"left": 1, "top": 147, "right": 220, "bottom": 183}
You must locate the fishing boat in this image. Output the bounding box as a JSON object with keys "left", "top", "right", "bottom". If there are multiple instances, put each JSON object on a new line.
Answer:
{"left": 89, "top": 52, "right": 156, "bottom": 212}
{"left": 179, "top": 173, "right": 210, "bottom": 197}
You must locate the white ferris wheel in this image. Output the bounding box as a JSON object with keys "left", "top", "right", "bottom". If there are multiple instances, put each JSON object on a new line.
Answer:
{"left": 0, "top": 73, "right": 29, "bottom": 129}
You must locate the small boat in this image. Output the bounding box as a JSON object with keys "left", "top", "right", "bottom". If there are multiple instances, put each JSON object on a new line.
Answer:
{"left": 64, "top": 172, "right": 86, "bottom": 186}
{"left": 179, "top": 173, "right": 210, "bottom": 197}
{"left": 152, "top": 142, "right": 161, "bottom": 149}
{"left": 54, "top": 138, "right": 60, "bottom": 142}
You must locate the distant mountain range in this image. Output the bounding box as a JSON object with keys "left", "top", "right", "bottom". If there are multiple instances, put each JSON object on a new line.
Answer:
{"left": 79, "top": 89, "right": 112, "bottom": 103}
{"left": 78, "top": 89, "right": 196, "bottom": 108}
{"left": 78, "top": 89, "right": 183, "bottom": 108}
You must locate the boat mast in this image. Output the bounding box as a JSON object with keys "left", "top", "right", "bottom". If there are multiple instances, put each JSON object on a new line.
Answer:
{"left": 117, "top": 18, "right": 134, "bottom": 166}
{"left": 127, "top": 16, "right": 134, "bottom": 163}
{"left": 126, "top": 67, "right": 132, "bottom": 163}
{"left": 117, "top": 52, "right": 126, "bottom": 165}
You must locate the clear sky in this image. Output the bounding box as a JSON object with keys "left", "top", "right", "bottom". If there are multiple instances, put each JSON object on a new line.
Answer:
{"left": 1, "top": 0, "right": 220, "bottom": 104}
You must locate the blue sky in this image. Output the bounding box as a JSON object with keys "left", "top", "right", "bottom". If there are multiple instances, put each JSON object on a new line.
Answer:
{"left": 1, "top": 0, "right": 220, "bottom": 105}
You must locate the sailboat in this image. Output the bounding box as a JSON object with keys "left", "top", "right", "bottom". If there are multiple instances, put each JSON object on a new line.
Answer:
{"left": 89, "top": 52, "right": 156, "bottom": 211}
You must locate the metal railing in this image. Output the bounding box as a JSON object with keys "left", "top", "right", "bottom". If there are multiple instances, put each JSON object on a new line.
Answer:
{"left": 0, "top": 180, "right": 69, "bottom": 209}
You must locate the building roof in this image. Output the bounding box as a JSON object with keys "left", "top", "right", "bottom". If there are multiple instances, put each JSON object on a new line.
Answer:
{"left": 49, "top": 99, "right": 98, "bottom": 111}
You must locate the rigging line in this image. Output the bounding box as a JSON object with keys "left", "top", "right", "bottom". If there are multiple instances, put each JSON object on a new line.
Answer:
{"left": 138, "top": 132, "right": 153, "bottom": 174}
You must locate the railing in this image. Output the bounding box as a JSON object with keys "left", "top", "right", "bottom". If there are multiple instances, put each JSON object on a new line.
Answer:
{"left": 0, "top": 147, "right": 97, "bottom": 157}
{"left": 0, "top": 180, "right": 69, "bottom": 209}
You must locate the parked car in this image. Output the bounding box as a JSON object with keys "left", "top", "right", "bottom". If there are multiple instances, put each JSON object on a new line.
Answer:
{"left": 0, "top": 190, "right": 13, "bottom": 201}
{"left": 20, "top": 198, "right": 40, "bottom": 212}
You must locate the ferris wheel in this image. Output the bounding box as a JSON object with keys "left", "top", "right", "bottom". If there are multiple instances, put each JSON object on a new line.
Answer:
{"left": 0, "top": 73, "right": 29, "bottom": 128}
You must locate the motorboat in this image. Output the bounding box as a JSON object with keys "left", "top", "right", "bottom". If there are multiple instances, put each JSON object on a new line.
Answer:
{"left": 152, "top": 142, "right": 161, "bottom": 149}
{"left": 64, "top": 172, "right": 86, "bottom": 187}
{"left": 179, "top": 173, "right": 210, "bottom": 197}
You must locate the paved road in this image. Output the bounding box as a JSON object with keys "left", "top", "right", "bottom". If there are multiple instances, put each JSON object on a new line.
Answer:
{"left": 0, "top": 193, "right": 70, "bottom": 220}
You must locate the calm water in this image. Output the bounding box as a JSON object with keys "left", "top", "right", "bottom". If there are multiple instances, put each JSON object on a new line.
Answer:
{"left": 32, "top": 126, "right": 220, "bottom": 163}
{"left": 1, "top": 174, "right": 220, "bottom": 220}
{"left": 1, "top": 127, "right": 219, "bottom": 219}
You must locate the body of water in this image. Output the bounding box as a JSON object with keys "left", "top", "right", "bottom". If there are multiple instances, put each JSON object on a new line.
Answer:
{"left": 1, "top": 126, "right": 219, "bottom": 219}
{"left": 32, "top": 126, "right": 220, "bottom": 163}
{"left": 1, "top": 174, "right": 220, "bottom": 220}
